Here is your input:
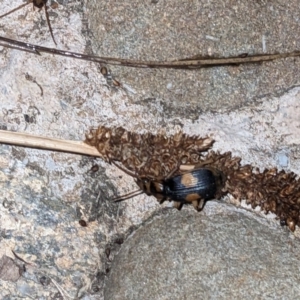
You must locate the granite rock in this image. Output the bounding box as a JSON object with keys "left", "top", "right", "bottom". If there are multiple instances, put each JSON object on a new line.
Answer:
{"left": 105, "top": 202, "right": 300, "bottom": 300}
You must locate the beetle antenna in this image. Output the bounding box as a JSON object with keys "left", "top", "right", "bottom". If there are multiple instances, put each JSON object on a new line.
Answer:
{"left": 0, "top": 2, "right": 30, "bottom": 18}
{"left": 111, "top": 161, "right": 138, "bottom": 178}
{"left": 111, "top": 189, "right": 144, "bottom": 202}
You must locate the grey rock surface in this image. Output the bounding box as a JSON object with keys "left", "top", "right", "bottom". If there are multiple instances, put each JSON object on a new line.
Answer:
{"left": 0, "top": 255, "right": 22, "bottom": 282}
{"left": 88, "top": 0, "right": 300, "bottom": 117}
{"left": 0, "top": 0, "right": 300, "bottom": 299}
{"left": 105, "top": 203, "right": 300, "bottom": 300}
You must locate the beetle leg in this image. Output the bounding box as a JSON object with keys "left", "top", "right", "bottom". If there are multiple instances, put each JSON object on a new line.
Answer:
{"left": 192, "top": 200, "right": 199, "bottom": 211}
{"left": 198, "top": 198, "right": 205, "bottom": 211}
{"left": 173, "top": 201, "right": 183, "bottom": 210}
{"left": 155, "top": 194, "right": 166, "bottom": 204}
{"left": 192, "top": 199, "right": 205, "bottom": 211}
{"left": 287, "top": 217, "right": 296, "bottom": 232}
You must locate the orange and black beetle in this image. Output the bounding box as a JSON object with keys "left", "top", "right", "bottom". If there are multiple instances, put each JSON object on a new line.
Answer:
{"left": 113, "top": 164, "right": 225, "bottom": 211}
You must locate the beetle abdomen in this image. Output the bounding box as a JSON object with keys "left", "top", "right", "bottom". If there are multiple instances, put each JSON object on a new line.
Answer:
{"left": 164, "top": 169, "right": 217, "bottom": 203}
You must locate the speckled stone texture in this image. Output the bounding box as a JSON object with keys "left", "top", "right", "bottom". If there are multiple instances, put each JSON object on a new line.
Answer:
{"left": 105, "top": 203, "right": 300, "bottom": 300}
{"left": 1, "top": 0, "right": 300, "bottom": 299}
{"left": 88, "top": 0, "right": 300, "bottom": 117}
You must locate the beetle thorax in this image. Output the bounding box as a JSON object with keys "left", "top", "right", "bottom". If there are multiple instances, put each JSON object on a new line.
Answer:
{"left": 136, "top": 178, "right": 165, "bottom": 196}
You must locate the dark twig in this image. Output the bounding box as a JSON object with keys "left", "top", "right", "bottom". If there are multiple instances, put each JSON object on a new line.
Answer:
{"left": 43, "top": 2, "right": 57, "bottom": 45}
{"left": 0, "top": 36, "right": 300, "bottom": 69}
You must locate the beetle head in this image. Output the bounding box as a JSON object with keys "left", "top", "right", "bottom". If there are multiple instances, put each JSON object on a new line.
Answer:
{"left": 136, "top": 178, "right": 152, "bottom": 195}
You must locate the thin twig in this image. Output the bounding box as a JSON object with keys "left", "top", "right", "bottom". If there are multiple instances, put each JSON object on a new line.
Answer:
{"left": 0, "top": 35, "right": 300, "bottom": 69}
{"left": 43, "top": 4, "right": 57, "bottom": 45}
{"left": 11, "top": 250, "right": 31, "bottom": 265}
{"left": 50, "top": 277, "right": 74, "bottom": 300}
{"left": 0, "top": 130, "right": 101, "bottom": 157}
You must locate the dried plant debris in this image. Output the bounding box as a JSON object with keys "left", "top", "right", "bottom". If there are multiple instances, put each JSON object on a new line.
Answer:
{"left": 85, "top": 126, "right": 300, "bottom": 231}
{"left": 200, "top": 151, "right": 300, "bottom": 231}
{"left": 85, "top": 126, "right": 214, "bottom": 178}
{"left": 2, "top": 35, "right": 300, "bottom": 69}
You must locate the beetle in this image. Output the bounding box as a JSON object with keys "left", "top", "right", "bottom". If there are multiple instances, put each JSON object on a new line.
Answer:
{"left": 112, "top": 162, "right": 225, "bottom": 211}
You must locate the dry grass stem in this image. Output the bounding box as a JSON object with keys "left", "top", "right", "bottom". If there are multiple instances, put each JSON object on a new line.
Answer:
{"left": 0, "top": 130, "right": 100, "bottom": 157}
{"left": 0, "top": 36, "right": 300, "bottom": 69}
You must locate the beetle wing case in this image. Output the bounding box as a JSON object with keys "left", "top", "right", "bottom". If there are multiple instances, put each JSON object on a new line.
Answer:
{"left": 164, "top": 168, "right": 220, "bottom": 203}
